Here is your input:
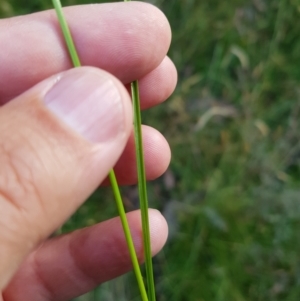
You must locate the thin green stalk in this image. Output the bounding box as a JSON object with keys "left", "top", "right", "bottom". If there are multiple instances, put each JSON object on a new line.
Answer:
{"left": 131, "top": 81, "right": 156, "bottom": 301}
{"left": 124, "top": 0, "right": 156, "bottom": 299}
{"left": 52, "top": 0, "right": 81, "bottom": 67}
{"left": 108, "top": 171, "right": 149, "bottom": 301}
{"left": 51, "top": 1, "right": 149, "bottom": 301}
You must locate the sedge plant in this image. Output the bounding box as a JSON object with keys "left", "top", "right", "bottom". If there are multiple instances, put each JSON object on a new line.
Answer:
{"left": 51, "top": 0, "right": 156, "bottom": 300}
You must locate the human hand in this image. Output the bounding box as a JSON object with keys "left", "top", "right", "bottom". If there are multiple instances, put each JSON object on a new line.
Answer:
{"left": 0, "top": 2, "right": 177, "bottom": 300}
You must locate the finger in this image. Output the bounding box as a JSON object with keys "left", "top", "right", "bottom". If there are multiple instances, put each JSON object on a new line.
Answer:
{"left": 4, "top": 210, "right": 168, "bottom": 301}
{"left": 103, "top": 125, "right": 171, "bottom": 186}
{"left": 0, "top": 2, "right": 171, "bottom": 104}
{"left": 131, "top": 56, "right": 178, "bottom": 110}
{"left": 0, "top": 67, "right": 132, "bottom": 289}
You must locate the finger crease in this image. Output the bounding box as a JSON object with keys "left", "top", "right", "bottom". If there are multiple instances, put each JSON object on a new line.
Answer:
{"left": 32, "top": 251, "right": 56, "bottom": 301}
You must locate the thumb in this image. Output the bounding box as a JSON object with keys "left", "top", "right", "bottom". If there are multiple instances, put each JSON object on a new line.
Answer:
{"left": 0, "top": 67, "right": 132, "bottom": 289}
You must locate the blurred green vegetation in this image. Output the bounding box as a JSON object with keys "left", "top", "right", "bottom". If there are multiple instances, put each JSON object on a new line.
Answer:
{"left": 2, "top": 0, "right": 300, "bottom": 300}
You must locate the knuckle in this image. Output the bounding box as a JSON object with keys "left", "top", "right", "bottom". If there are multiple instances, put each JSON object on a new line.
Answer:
{"left": 0, "top": 135, "right": 43, "bottom": 213}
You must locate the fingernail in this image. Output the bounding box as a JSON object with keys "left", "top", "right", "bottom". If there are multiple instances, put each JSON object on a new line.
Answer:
{"left": 44, "top": 68, "right": 124, "bottom": 143}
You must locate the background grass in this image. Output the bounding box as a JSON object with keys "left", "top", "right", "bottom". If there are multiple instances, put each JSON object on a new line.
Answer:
{"left": 2, "top": 0, "right": 300, "bottom": 300}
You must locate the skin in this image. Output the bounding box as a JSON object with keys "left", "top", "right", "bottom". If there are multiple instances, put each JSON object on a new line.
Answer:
{"left": 0, "top": 2, "right": 177, "bottom": 301}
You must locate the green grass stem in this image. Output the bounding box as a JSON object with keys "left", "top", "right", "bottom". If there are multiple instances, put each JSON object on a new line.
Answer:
{"left": 123, "top": 0, "right": 156, "bottom": 299}
{"left": 52, "top": 0, "right": 81, "bottom": 67}
{"left": 51, "top": 1, "right": 149, "bottom": 300}
{"left": 131, "top": 81, "right": 156, "bottom": 301}
{"left": 108, "top": 171, "right": 149, "bottom": 301}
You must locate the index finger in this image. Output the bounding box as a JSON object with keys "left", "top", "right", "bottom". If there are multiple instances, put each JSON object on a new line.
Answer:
{"left": 0, "top": 2, "right": 171, "bottom": 104}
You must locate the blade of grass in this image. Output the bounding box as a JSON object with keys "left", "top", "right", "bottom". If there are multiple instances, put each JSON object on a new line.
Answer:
{"left": 51, "top": 1, "right": 149, "bottom": 300}
{"left": 108, "top": 171, "right": 149, "bottom": 301}
{"left": 123, "top": 0, "right": 156, "bottom": 299}
{"left": 131, "top": 81, "right": 156, "bottom": 301}
{"left": 52, "top": 0, "right": 80, "bottom": 67}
